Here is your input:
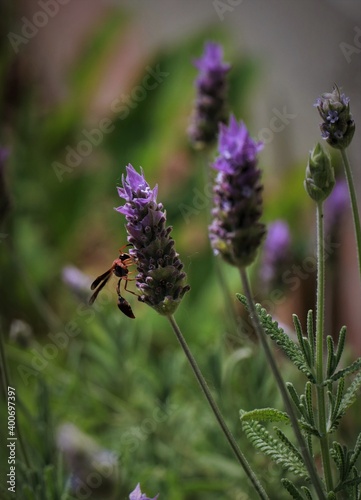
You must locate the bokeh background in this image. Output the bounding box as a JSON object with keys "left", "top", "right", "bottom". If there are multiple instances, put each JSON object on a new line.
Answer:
{"left": 1, "top": 1, "right": 360, "bottom": 498}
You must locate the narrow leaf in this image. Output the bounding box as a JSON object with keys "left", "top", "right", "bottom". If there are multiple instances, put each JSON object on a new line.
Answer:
{"left": 306, "top": 309, "right": 315, "bottom": 363}
{"left": 305, "top": 382, "right": 315, "bottom": 427}
{"left": 326, "top": 335, "right": 336, "bottom": 378}
{"left": 281, "top": 479, "right": 305, "bottom": 500}
{"left": 329, "top": 357, "right": 361, "bottom": 382}
{"left": 334, "top": 326, "right": 346, "bottom": 368}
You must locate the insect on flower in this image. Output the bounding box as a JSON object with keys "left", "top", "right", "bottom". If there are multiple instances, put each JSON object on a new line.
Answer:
{"left": 89, "top": 246, "right": 137, "bottom": 318}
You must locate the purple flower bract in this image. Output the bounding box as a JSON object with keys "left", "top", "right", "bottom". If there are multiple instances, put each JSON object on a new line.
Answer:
{"left": 129, "top": 483, "right": 159, "bottom": 500}
{"left": 209, "top": 116, "right": 266, "bottom": 268}
{"left": 188, "top": 42, "right": 230, "bottom": 149}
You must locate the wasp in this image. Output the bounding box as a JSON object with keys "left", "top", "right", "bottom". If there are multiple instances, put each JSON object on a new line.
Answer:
{"left": 89, "top": 246, "right": 137, "bottom": 318}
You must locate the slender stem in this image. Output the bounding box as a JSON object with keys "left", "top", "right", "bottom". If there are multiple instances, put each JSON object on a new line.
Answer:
{"left": 340, "top": 148, "right": 361, "bottom": 278}
{"left": 167, "top": 314, "right": 269, "bottom": 500}
{"left": 239, "top": 268, "right": 326, "bottom": 500}
{"left": 315, "top": 202, "right": 334, "bottom": 492}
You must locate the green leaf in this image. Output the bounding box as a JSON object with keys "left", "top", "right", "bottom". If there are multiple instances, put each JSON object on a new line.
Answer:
{"left": 240, "top": 413, "right": 309, "bottom": 480}
{"left": 275, "top": 428, "right": 303, "bottom": 463}
{"left": 349, "top": 432, "right": 361, "bottom": 470}
{"left": 306, "top": 310, "right": 315, "bottom": 364}
{"left": 237, "top": 295, "right": 316, "bottom": 383}
{"left": 240, "top": 408, "right": 290, "bottom": 424}
{"left": 328, "top": 357, "right": 361, "bottom": 383}
{"left": 281, "top": 478, "right": 306, "bottom": 499}
{"left": 301, "top": 486, "right": 313, "bottom": 500}
{"left": 334, "top": 326, "right": 346, "bottom": 370}
{"left": 329, "top": 377, "right": 344, "bottom": 432}
{"left": 305, "top": 382, "right": 315, "bottom": 427}
{"left": 326, "top": 335, "right": 336, "bottom": 378}
{"left": 335, "top": 371, "right": 361, "bottom": 424}
{"left": 293, "top": 314, "right": 312, "bottom": 368}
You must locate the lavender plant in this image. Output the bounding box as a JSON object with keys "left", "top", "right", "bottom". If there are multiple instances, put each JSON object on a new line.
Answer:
{"left": 315, "top": 85, "right": 361, "bottom": 276}
{"left": 84, "top": 45, "right": 361, "bottom": 499}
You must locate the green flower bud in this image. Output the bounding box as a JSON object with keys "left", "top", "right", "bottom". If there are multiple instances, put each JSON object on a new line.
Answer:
{"left": 304, "top": 143, "right": 335, "bottom": 202}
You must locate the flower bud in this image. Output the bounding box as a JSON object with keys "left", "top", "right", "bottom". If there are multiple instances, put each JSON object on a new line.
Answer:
{"left": 304, "top": 143, "right": 335, "bottom": 202}
{"left": 314, "top": 85, "right": 355, "bottom": 149}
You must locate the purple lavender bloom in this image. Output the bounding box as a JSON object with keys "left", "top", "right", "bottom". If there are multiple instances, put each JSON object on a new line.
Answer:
{"left": 62, "top": 265, "right": 93, "bottom": 301}
{"left": 188, "top": 42, "right": 230, "bottom": 149}
{"left": 116, "top": 164, "right": 190, "bottom": 315}
{"left": 129, "top": 483, "right": 159, "bottom": 500}
{"left": 260, "top": 220, "right": 292, "bottom": 287}
{"left": 209, "top": 116, "right": 266, "bottom": 268}
{"left": 324, "top": 179, "right": 349, "bottom": 234}
{"left": 314, "top": 85, "right": 355, "bottom": 149}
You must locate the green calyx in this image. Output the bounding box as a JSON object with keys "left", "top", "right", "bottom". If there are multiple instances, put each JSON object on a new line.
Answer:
{"left": 304, "top": 143, "right": 335, "bottom": 202}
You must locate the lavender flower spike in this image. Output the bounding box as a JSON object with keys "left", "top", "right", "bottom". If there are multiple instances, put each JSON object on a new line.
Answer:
{"left": 209, "top": 116, "right": 266, "bottom": 268}
{"left": 129, "top": 483, "right": 159, "bottom": 500}
{"left": 116, "top": 164, "right": 190, "bottom": 316}
{"left": 188, "top": 41, "right": 230, "bottom": 149}
{"left": 315, "top": 85, "right": 355, "bottom": 149}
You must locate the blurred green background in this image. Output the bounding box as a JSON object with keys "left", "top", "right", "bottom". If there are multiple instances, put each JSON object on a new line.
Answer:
{"left": 0, "top": 1, "right": 360, "bottom": 499}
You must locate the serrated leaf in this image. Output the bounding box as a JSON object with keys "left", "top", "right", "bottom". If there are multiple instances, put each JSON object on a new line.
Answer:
{"left": 293, "top": 315, "right": 312, "bottom": 368}
{"left": 305, "top": 382, "right": 315, "bottom": 427}
{"left": 237, "top": 295, "right": 316, "bottom": 383}
{"left": 306, "top": 310, "right": 315, "bottom": 364}
{"left": 281, "top": 478, "right": 305, "bottom": 499}
{"left": 275, "top": 428, "right": 303, "bottom": 463}
{"left": 349, "top": 432, "right": 361, "bottom": 469}
{"left": 329, "top": 378, "right": 344, "bottom": 432}
{"left": 326, "top": 335, "right": 336, "bottom": 378}
{"left": 240, "top": 408, "right": 290, "bottom": 424}
{"left": 301, "top": 486, "right": 313, "bottom": 500}
{"left": 328, "top": 357, "right": 361, "bottom": 382}
{"left": 334, "top": 326, "right": 346, "bottom": 369}
{"left": 241, "top": 416, "right": 309, "bottom": 480}
{"left": 334, "top": 371, "right": 361, "bottom": 425}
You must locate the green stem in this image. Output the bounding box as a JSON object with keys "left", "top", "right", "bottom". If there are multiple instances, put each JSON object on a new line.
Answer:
{"left": 315, "top": 202, "right": 334, "bottom": 492}
{"left": 340, "top": 148, "right": 361, "bottom": 278}
{"left": 167, "top": 314, "right": 269, "bottom": 500}
{"left": 239, "top": 268, "right": 326, "bottom": 500}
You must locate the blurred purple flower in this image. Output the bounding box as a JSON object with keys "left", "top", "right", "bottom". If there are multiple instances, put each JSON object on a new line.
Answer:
{"left": 62, "top": 265, "right": 93, "bottom": 301}
{"left": 129, "top": 483, "right": 159, "bottom": 500}
{"left": 260, "top": 220, "right": 291, "bottom": 286}
{"left": 57, "top": 423, "right": 119, "bottom": 499}
{"left": 116, "top": 164, "right": 190, "bottom": 316}
{"left": 324, "top": 179, "right": 349, "bottom": 234}
{"left": 209, "top": 116, "right": 266, "bottom": 268}
{"left": 314, "top": 85, "right": 355, "bottom": 149}
{"left": 188, "top": 42, "right": 230, "bottom": 149}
